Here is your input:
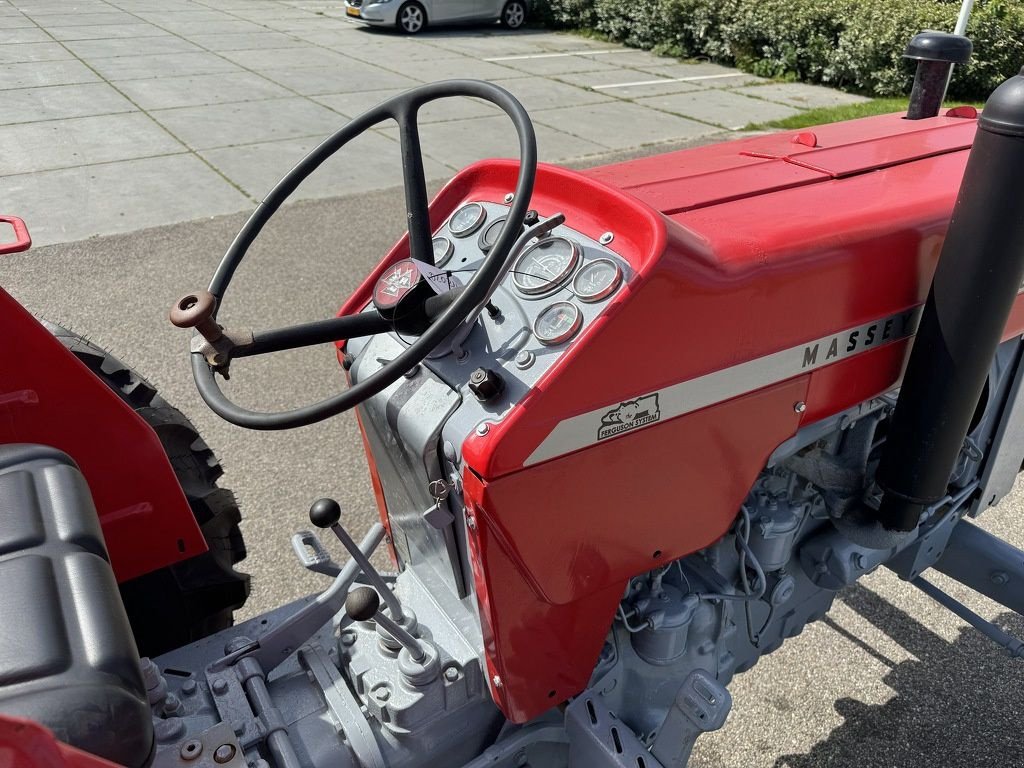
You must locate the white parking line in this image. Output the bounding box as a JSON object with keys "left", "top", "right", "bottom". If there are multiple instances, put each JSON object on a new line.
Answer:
{"left": 484, "top": 50, "right": 631, "bottom": 62}
{"left": 592, "top": 73, "right": 747, "bottom": 90}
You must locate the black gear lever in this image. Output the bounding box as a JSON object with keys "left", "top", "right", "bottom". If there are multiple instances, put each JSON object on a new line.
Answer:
{"left": 310, "top": 498, "right": 406, "bottom": 623}
{"left": 345, "top": 587, "right": 426, "bottom": 664}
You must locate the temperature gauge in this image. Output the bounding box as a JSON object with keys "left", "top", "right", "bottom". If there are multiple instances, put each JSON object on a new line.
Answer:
{"left": 432, "top": 236, "right": 454, "bottom": 267}
{"left": 573, "top": 258, "right": 622, "bottom": 302}
{"left": 448, "top": 202, "right": 486, "bottom": 237}
{"left": 534, "top": 301, "right": 582, "bottom": 346}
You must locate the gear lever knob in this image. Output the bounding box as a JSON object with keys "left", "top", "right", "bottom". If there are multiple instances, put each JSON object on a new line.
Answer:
{"left": 345, "top": 586, "right": 381, "bottom": 622}
{"left": 310, "top": 498, "right": 342, "bottom": 529}
{"left": 170, "top": 290, "right": 223, "bottom": 344}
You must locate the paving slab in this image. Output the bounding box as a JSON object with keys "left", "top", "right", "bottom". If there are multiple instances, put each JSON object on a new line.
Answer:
{"left": 199, "top": 131, "right": 450, "bottom": 200}
{"left": 183, "top": 31, "right": 308, "bottom": 51}
{"left": 0, "top": 82, "right": 137, "bottom": 126}
{"left": 15, "top": 11, "right": 138, "bottom": 26}
{"left": 2, "top": 154, "right": 251, "bottom": 245}
{"left": 734, "top": 82, "right": 872, "bottom": 109}
{"left": 0, "top": 15, "right": 35, "bottom": 28}
{"left": 314, "top": 89, "right": 499, "bottom": 122}
{"left": 635, "top": 89, "right": 801, "bottom": 130}
{"left": 0, "top": 41, "right": 74, "bottom": 64}
{"left": 380, "top": 113, "right": 609, "bottom": 169}
{"left": 367, "top": 55, "right": 526, "bottom": 83}
{"left": 154, "top": 19, "right": 269, "bottom": 35}
{"left": 64, "top": 36, "right": 206, "bottom": 59}
{"left": 0, "top": 112, "right": 184, "bottom": 175}
{"left": 533, "top": 100, "right": 718, "bottom": 150}
{"left": 114, "top": 71, "right": 293, "bottom": 110}
{"left": 0, "top": 26, "right": 51, "bottom": 43}
{"left": 494, "top": 75, "right": 613, "bottom": 111}
{"left": 150, "top": 96, "right": 345, "bottom": 150}
{"left": 87, "top": 51, "right": 243, "bottom": 81}
{"left": 219, "top": 45, "right": 351, "bottom": 70}
{"left": 0, "top": 59, "right": 100, "bottom": 89}
{"left": 45, "top": 23, "right": 169, "bottom": 41}
{"left": 493, "top": 52, "right": 630, "bottom": 76}
{"left": 554, "top": 67, "right": 709, "bottom": 97}
{"left": 260, "top": 63, "right": 419, "bottom": 96}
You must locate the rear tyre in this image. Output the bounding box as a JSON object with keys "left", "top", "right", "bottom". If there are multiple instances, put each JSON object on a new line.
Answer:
{"left": 397, "top": 1, "right": 426, "bottom": 34}
{"left": 47, "top": 323, "right": 249, "bottom": 657}
{"left": 501, "top": 0, "right": 526, "bottom": 28}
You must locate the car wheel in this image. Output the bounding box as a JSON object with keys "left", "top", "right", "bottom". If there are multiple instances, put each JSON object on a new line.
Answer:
{"left": 397, "top": 1, "right": 426, "bottom": 34}
{"left": 501, "top": 0, "right": 526, "bottom": 28}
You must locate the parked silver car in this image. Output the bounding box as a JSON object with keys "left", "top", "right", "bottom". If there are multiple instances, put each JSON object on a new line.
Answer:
{"left": 345, "top": 0, "right": 527, "bottom": 34}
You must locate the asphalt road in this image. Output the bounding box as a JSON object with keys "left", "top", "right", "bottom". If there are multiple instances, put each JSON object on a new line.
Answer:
{"left": 2, "top": 154, "right": 1022, "bottom": 767}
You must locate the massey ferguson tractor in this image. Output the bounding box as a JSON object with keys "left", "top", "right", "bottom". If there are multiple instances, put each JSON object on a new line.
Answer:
{"left": 3, "top": 29, "right": 1024, "bottom": 768}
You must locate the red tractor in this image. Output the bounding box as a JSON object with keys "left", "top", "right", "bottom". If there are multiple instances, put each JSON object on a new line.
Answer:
{"left": 2, "top": 30, "right": 1023, "bottom": 768}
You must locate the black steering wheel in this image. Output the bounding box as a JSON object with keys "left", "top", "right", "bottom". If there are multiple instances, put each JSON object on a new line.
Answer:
{"left": 171, "top": 80, "right": 537, "bottom": 430}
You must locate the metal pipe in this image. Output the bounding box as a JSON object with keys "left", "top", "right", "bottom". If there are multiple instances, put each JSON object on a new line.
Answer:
{"left": 876, "top": 67, "right": 1024, "bottom": 530}
{"left": 911, "top": 577, "right": 1024, "bottom": 658}
{"left": 942, "top": 0, "right": 978, "bottom": 102}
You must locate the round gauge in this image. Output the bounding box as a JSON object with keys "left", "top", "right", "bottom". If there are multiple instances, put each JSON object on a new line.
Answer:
{"left": 478, "top": 217, "right": 507, "bottom": 252}
{"left": 448, "top": 202, "right": 486, "bottom": 238}
{"left": 432, "top": 236, "right": 454, "bottom": 266}
{"left": 573, "top": 258, "right": 623, "bottom": 302}
{"left": 512, "top": 237, "right": 581, "bottom": 297}
{"left": 534, "top": 301, "right": 583, "bottom": 346}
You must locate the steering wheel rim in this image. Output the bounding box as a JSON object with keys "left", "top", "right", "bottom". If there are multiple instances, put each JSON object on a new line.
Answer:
{"left": 191, "top": 79, "right": 537, "bottom": 430}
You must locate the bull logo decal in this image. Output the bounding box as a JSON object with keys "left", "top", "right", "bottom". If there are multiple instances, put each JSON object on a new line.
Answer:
{"left": 598, "top": 394, "right": 661, "bottom": 440}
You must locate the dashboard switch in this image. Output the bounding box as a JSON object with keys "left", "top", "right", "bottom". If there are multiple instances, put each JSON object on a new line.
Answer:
{"left": 469, "top": 367, "right": 505, "bottom": 402}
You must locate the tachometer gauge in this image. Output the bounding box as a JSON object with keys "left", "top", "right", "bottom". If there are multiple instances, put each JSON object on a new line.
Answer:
{"left": 512, "top": 237, "right": 581, "bottom": 297}
{"left": 478, "top": 217, "right": 506, "bottom": 252}
{"left": 448, "top": 202, "right": 486, "bottom": 237}
{"left": 534, "top": 301, "right": 582, "bottom": 346}
{"left": 432, "top": 236, "right": 453, "bottom": 266}
{"left": 573, "top": 258, "right": 622, "bottom": 302}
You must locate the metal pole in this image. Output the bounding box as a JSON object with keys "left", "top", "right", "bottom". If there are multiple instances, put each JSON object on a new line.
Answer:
{"left": 943, "top": 0, "right": 977, "bottom": 101}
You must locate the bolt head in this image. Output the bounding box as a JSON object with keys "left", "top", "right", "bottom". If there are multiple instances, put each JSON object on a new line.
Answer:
{"left": 475, "top": 423, "right": 490, "bottom": 436}
{"left": 213, "top": 744, "right": 236, "bottom": 764}
{"left": 599, "top": 232, "right": 614, "bottom": 245}
{"left": 492, "top": 675, "right": 503, "bottom": 688}
{"left": 794, "top": 401, "right": 807, "bottom": 413}
{"left": 504, "top": 193, "right": 515, "bottom": 203}
{"left": 444, "top": 666, "right": 460, "bottom": 682}
{"left": 374, "top": 685, "right": 391, "bottom": 702}
{"left": 991, "top": 570, "right": 1010, "bottom": 585}
{"left": 212, "top": 678, "right": 229, "bottom": 695}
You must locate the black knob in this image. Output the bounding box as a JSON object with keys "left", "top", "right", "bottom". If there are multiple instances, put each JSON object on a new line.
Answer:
{"left": 345, "top": 587, "right": 380, "bottom": 622}
{"left": 523, "top": 209, "right": 540, "bottom": 228}
{"left": 309, "top": 498, "right": 341, "bottom": 529}
{"left": 468, "top": 367, "right": 504, "bottom": 402}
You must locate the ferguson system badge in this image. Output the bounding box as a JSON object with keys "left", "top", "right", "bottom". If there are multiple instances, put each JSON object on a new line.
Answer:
{"left": 598, "top": 394, "right": 661, "bottom": 440}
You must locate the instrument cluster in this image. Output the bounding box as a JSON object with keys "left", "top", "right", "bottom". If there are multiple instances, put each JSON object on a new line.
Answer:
{"left": 434, "top": 201, "right": 628, "bottom": 348}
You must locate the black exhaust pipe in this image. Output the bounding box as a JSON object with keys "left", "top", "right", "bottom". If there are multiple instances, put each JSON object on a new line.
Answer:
{"left": 904, "top": 32, "right": 972, "bottom": 120}
{"left": 876, "top": 67, "right": 1024, "bottom": 531}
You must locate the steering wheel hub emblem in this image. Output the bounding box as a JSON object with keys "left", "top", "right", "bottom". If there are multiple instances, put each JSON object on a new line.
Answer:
{"left": 373, "top": 259, "right": 422, "bottom": 311}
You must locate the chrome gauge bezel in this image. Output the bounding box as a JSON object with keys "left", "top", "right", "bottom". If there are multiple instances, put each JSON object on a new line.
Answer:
{"left": 572, "top": 257, "right": 623, "bottom": 303}
{"left": 511, "top": 237, "right": 582, "bottom": 297}
{"left": 533, "top": 301, "right": 583, "bottom": 346}
{"left": 448, "top": 202, "right": 486, "bottom": 238}
{"left": 432, "top": 236, "right": 454, "bottom": 267}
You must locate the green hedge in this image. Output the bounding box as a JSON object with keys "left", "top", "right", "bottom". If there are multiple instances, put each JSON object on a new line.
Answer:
{"left": 535, "top": 0, "right": 1024, "bottom": 100}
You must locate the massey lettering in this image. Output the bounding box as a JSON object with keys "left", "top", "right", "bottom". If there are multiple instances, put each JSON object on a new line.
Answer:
{"left": 800, "top": 310, "right": 917, "bottom": 371}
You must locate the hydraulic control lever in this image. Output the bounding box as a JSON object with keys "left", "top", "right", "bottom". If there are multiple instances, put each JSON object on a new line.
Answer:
{"left": 310, "top": 498, "right": 407, "bottom": 624}
{"left": 346, "top": 587, "right": 425, "bottom": 663}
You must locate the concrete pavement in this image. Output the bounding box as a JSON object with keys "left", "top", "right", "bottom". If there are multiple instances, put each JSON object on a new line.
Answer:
{"left": 0, "top": 0, "right": 868, "bottom": 246}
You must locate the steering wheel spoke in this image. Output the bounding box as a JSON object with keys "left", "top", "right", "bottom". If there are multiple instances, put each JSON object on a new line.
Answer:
{"left": 235, "top": 314, "right": 394, "bottom": 360}
{"left": 394, "top": 106, "right": 434, "bottom": 267}
{"left": 178, "top": 80, "right": 537, "bottom": 430}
